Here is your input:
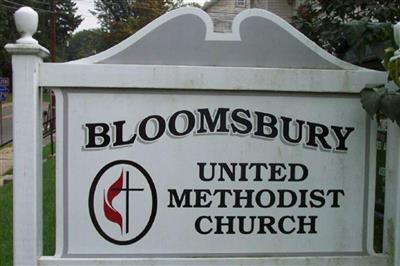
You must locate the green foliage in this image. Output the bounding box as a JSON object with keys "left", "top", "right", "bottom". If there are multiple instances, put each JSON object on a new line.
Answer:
{"left": 0, "top": 0, "right": 82, "bottom": 79}
{"left": 91, "top": 0, "right": 192, "bottom": 48}
{"left": 0, "top": 181, "right": 13, "bottom": 266}
{"left": 292, "top": 0, "right": 400, "bottom": 63}
{"left": 0, "top": 2, "right": 14, "bottom": 77}
{"left": 182, "top": 2, "right": 201, "bottom": 8}
{"left": 360, "top": 85, "right": 386, "bottom": 118}
{"left": 66, "top": 29, "right": 107, "bottom": 60}
{"left": 342, "top": 19, "right": 393, "bottom": 63}
{"left": 35, "top": 0, "right": 83, "bottom": 60}
{"left": 42, "top": 148, "right": 55, "bottom": 256}
{"left": 92, "top": 0, "right": 189, "bottom": 30}
{"left": 0, "top": 144, "right": 56, "bottom": 265}
{"left": 361, "top": 48, "right": 400, "bottom": 126}
{"left": 380, "top": 93, "right": 400, "bottom": 124}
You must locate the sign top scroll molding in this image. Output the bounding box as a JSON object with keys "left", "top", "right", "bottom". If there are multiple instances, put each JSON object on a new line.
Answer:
{"left": 70, "top": 7, "right": 371, "bottom": 70}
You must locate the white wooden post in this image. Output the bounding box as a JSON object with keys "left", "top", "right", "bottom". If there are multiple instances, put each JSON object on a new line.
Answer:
{"left": 383, "top": 21, "right": 400, "bottom": 266}
{"left": 5, "top": 7, "right": 49, "bottom": 266}
{"left": 384, "top": 122, "right": 400, "bottom": 266}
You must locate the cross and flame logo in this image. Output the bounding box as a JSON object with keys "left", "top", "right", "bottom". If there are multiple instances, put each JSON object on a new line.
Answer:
{"left": 89, "top": 160, "right": 157, "bottom": 245}
{"left": 103, "top": 170, "right": 124, "bottom": 234}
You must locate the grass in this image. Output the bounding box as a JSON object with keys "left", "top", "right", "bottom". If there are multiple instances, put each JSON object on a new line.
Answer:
{"left": 42, "top": 145, "right": 56, "bottom": 256}
{"left": 4, "top": 94, "right": 12, "bottom": 104}
{"left": 0, "top": 144, "right": 55, "bottom": 266}
{"left": 0, "top": 174, "right": 13, "bottom": 265}
{"left": 43, "top": 89, "right": 51, "bottom": 103}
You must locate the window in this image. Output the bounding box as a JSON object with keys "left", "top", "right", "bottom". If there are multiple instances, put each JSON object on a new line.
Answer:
{"left": 236, "top": 0, "right": 246, "bottom": 7}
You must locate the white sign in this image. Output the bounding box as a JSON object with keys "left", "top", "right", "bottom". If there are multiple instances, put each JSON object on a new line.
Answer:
{"left": 59, "top": 89, "right": 369, "bottom": 256}
{"left": 8, "top": 6, "right": 400, "bottom": 266}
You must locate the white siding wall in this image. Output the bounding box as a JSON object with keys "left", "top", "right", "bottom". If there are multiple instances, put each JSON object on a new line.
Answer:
{"left": 205, "top": 0, "right": 297, "bottom": 32}
{"left": 205, "top": 0, "right": 249, "bottom": 32}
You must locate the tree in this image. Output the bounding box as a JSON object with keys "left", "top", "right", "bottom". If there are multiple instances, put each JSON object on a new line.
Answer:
{"left": 91, "top": 0, "right": 198, "bottom": 47}
{"left": 66, "top": 29, "right": 107, "bottom": 60}
{"left": 292, "top": 0, "right": 400, "bottom": 63}
{"left": 92, "top": 0, "right": 189, "bottom": 30}
{"left": 37, "top": 0, "right": 83, "bottom": 60}
{"left": 0, "top": 0, "right": 82, "bottom": 77}
{"left": 0, "top": 0, "right": 82, "bottom": 91}
{"left": 361, "top": 48, "right": 400, "bottom": 126}
{"left": 0, "top": 3, "right": 12, "bottom": 77}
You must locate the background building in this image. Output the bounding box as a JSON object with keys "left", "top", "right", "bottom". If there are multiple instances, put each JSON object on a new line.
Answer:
{"left": 204, "top": 0, "right": 303, "bottom": 32}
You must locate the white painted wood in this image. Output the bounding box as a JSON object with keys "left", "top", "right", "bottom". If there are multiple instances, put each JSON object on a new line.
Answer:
{"left": 14, "top": 7, "right": 38, "bottom": 44}
{"left": 70, "top": 7, "right": 363, "bottom": 71}
{"left": 7, "top": 5, "right": 396, "bottom": 266}
{"left": 5, "top": 42, "right": 49, "bottom": 266}
{"left": 383, "top": 122, "right": 400, "bottom": 266}
{"left": 54, "top": 89, "right": 65, "bottom": 258}
{"left": 383, "top": 22, "right": 400, "bottom": 266}
{"left": 39, "top": 255, "right": 389, "bottom": 266}
{"left": 39, "top": 63, "right": 386, "bottom": 93}
{"left": 366, "top": 121, "right": 378, "bottom": 254}
{"left": 6, "top": 43, "right": 49, "bottom": 58}
{"left": 60, "top": 91, "right": 370, "bottom": 256}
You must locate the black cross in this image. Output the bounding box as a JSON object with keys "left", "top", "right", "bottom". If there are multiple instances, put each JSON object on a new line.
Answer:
{"left": 112, "top": 171, "right": 144, "bottom": 234}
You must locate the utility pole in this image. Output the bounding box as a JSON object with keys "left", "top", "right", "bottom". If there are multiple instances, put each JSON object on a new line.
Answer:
{"left": 50, "top": 0, "right": 56, "bottom": 62}
{"left": 50, "top": 0, "right": 56, "bottom": 154}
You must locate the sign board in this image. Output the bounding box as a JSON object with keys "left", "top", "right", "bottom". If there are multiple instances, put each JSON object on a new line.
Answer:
{"left": 8, "top": 6, "right": 400, "bottom": 266}
{"left": 45, "top": 8, "right": 385, "bottom": 262}
{"left": 59, "top": 89, "right": 369, "bottom": 256}
{"left": 0, "top": 86, "right": 8, "bottom": 101}
{"left": 0, "top": 77, "right": 9, "bottom": 87}
{"left": 0, "top": 86, "right": 9, "bottom": 93}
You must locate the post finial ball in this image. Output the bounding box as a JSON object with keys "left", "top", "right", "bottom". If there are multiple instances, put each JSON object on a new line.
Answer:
{"left": 14, "top": 7, "right": 38, "bottom": 44}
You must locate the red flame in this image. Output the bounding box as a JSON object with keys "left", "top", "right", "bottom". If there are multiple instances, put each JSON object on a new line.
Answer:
{"left": 103, "top": 169, "right": 123, "bottom": 234}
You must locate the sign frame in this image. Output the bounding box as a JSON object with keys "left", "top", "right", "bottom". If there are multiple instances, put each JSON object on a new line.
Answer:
{"left": 55, "top": 88, "right": 373, "bottom": 257}
{"left": 6, "top": 6, "right": 400, "bottom": 266}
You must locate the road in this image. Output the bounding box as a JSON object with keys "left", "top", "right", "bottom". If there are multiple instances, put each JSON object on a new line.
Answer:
{"left": 0, "top": 102, "right": 51, "bottom": 146}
